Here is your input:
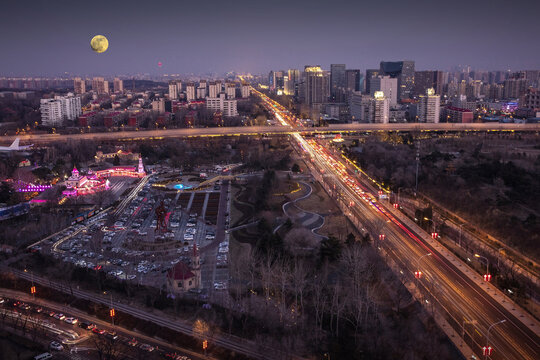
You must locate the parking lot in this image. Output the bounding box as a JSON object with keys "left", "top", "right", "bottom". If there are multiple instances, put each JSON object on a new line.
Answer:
{"left": 35, "top": 174, "right": 231, "bottom": 294}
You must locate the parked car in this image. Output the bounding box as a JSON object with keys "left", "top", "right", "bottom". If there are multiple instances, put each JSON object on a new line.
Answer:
{"left": 53, "top": 313, "right": 66, "bottom": 321}
{"left": 79, "top": 321, "right": 96, "bottom": 330}
{"left": 64, "top": 317, "right": 78, "bottom": 325}
{"left": 49, "top": 341, "right": 64, "bottom": 351}
{"left": 139, "top": 343, "right": 155, "bottom": 352}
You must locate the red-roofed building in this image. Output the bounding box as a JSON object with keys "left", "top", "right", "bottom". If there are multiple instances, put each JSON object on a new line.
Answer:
{"left": 445, "top": 106, "right": 474, "bottom": 123}
{"left": 166, "top": 244, "right": 201, "bottom": 294}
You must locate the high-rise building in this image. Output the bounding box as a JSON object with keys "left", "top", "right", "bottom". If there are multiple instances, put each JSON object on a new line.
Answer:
{"left": 40, "top": 94, "right": 82, "bottom": 127}
{"left": 113, "top": 78, "right": 123, "bottom": 93}
{"left": 345, "top": 69, "right": 363, "bottom": 93}
{"left": 365, "top": 69, "right": 380, "bottom": 95}
{"left": 208, "top": 82, "right": 220, "bottom": 98}
{"left": 199, "top": 80, "right": 207, "bottom": 89}
{"left": 285, "top": 69, "right": 300, "bottom": 96}
{"left": 418, "top": 88, "right": 440, "bottom": 123}
{"left": 225, "top": 82, "right": 236, "bottom": 99}
{"left": 372, "top": 91, "right": 389, "bottom": 123}
{"left": 521, "top": 88, "right": 540, "bottom": 110}
{"left": 73, "top": 77, "right": 85, "bottom": 94}
{"left": 241, "top": 84, "right": 250, "bottom": 98}
{"left": 92, "top": 77, "right": 109, "bottom": 94}
{"left": 379, "top": 60, "right": 415, "bottom": 100}
{"left": 186, "top": 83, "right": 196, "bottom": 101}
{"left": 40, "top": 99, "right": 63, "bottom": 127}
{"left": 369, "top": 76, "right": 398, "bottom": 106}
{"left": 206, "top": 93, "right": 238, "bottom": 117}
{"left": 302, "top": 65, "right": 330, "bottom": 105}
{"left": 168, "top": 81, "right": 178, "bottom": 100}
{"left": 349, "top": 92, "right": 372, "bottom": 122}
{"left": 413, "top": 71, "right": 445, "bottom": 96}
{"left": 330, "top": 64, "right": 346, "bottom": 101}
{"left": 503, "top": 78, "right": 528, "bottom": 99}
{"left": 152, "top": 98, "right": 165, "bottom": 114}
{"left": 196, "top": 86, "right": 207, "bottom": 99}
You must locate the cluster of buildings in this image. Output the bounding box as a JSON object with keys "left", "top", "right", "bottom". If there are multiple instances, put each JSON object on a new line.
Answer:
{"left": 35, "top": 76, "right": 252, "bottom": 128}
{"left": 266, "top": 63, "right": 540, "bottom": 123}
{"left": 166, "top": 79, "right": 250, "bottom": 117}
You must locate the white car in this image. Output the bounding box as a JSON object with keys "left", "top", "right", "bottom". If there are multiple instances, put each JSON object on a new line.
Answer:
{"left": 64, "top": 317, "right": 78, "bottom": 325}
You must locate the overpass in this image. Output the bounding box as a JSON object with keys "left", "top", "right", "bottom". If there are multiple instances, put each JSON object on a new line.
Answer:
{"left": 1, "top": 123, "right": 539, "bottom": 145}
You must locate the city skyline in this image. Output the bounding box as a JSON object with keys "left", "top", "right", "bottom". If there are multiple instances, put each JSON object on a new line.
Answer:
{"left": 1, "top": 0, "right": 539, "bottom": 76}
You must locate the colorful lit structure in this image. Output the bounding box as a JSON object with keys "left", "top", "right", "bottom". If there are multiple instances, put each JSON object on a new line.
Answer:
{"left": 62, "top": 157, "right": 145, "bottom": 197}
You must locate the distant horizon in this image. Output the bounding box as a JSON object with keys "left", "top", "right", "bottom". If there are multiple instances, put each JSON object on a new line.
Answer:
{"left": 1, "top": 0, "right": 538, "bottom": 77}
{"left": 1, "top": 65, "right": 537, "bottom": 79}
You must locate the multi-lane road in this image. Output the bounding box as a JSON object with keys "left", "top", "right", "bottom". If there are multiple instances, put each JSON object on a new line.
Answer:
{"left": 254, "top": 90, "right": 540, "bottom": 360}
{"left": 2, "top": 123, "right": 540, "bottom": 145}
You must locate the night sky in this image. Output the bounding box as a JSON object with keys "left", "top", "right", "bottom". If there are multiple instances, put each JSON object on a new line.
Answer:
{"left": 1, "top": 0, "right": 539, "bottom": 76}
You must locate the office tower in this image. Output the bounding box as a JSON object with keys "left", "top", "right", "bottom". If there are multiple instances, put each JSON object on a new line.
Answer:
{"left": 369, "top": 76, "right": 398, "bottom": 106}
{"left": 349, "top": 91, "right": 372, "bottom": 122}
{"left": 168, "top": 81, "right": 178, "bottom": 100}
{"left": 330, "top": 64, "right": 346, "bottom": 101}
{"left": 418, "top": 88, "right": 440, "bottom": 123}
{"left": 113, "top": 78, "right": 124, "bottom": 93}
{"left": 345, "top": 69, "right": 362, "bottom": 93}
{"left": 205, "top": 93, "right": 238, "bottom": 117}
{"left": 92, "top": 77, "right": 109, "bottom": 94}
{"left": 186, "top": 82, "right": 196, "bottom": 101}
{"left": 40, "top": 94, "right": 82, "bottom": 127}
{"left": 73, "top": 77, "right": 85, "bottom": 94}
{"left": 302, "top": 65, "right": 330, "bottom": 105}
{"left": 268, "top": 71, "right": 274, "bottom": 89}
{"left": 241, "top": 84, "right": 250, "bottom": 98}
{"left": 273, "top": 71, "right": 285, "bottom": 93}
{"left": 372, "top": 91, "right": 389, "bottom": 123}
{"left": 208, "top": 82, "right": 219, "bottom": 98}
{"left": 414, "top": 71, "right": 445, "bottom": 96}
{"left": 284, "top": 69, "right": 300, "bottom": 96}
{"left": 225, "top": 82, "right": 236, "bottom": 99}
{"left": 365, "top": 69, "right": 379, "bottom": 95}
{"left": 379, "top": 60, "right": 415, "bottom": 100}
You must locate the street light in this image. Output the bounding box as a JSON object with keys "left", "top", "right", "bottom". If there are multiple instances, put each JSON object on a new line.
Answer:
{"left": 485, "top": 319, "right": 506, "bottom": 359}
{"left": 475, "top": 254, "right": 490, "bottom": 282}
{"left": 415, "top": 253, "right": 432, "bottom": 294}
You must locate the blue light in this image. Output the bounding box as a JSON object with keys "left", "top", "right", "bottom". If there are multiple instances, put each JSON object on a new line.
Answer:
{"left": 173, "top": 184, "right": 192, "bottom": 190}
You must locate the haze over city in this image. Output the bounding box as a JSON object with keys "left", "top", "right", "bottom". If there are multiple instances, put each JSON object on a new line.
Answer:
{"left": 1, "top": 0, "right": 540, "bottom": 76}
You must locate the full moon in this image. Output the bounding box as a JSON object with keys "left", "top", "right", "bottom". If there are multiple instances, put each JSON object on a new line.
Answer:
{"left": 90, "top": 35, "right": 109, "bottom": 53}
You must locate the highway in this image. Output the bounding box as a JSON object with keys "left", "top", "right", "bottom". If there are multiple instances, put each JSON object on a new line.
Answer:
{"left": 2, "top": 123, "right": 540, "bottom": 145}
{"left": 3, "top": 266, "right": 300, "bottom": 360}
{"left": 254, "top": 90, "right": 540, "bottom": 359}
